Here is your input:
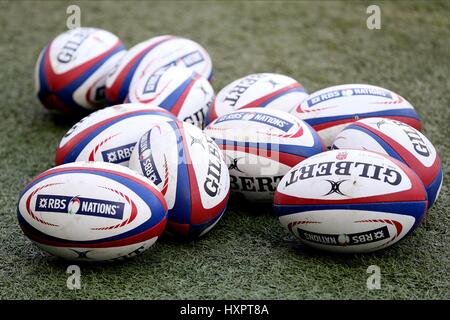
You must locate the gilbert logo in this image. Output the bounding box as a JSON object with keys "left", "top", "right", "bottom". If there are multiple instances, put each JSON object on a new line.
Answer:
{"left": 57, "top": 28, "right": 91, "bottom": 63}
{"left": 203, "top": 138, "right": 223, "bottom": 197}
{"left": 323, "top": 179, "right": 348, "bottom": 196}
{"left": 35, "top": 194, "right": 125, "bottom": 220}
{"left": 228, "top": 157, "right": 245, "bottom": 173}
{"left": 284, "top": 160, "right": 402, "bottom": 187}
{"left": 392, "top": 120, "right": 431, "bottom": 157}
{"left": 222, "top": 73, "right": 266, "bottom": 106}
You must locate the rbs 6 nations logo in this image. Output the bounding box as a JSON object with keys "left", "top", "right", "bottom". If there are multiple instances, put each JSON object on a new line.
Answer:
{"left": 306, "top": 87, "right": 392, "bottom": 107}
{"left": 101, "top": 143, "right": 135, "bottom": 164}
{"left": 138, "top": 131, "right": 164, "bottom": 186}
{"left": 35, "top": 194, "right": 125, "bottom": 220}
{"left": 297, "top": 227, "right": 391, "bottom": 247}
{"left": 215, "top": 112, "right": 294, "bottom": 133}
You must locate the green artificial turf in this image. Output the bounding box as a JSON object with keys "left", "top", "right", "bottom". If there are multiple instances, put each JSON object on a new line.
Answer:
{"left": 0, "top": 0, "right": 449, "bottom": 299}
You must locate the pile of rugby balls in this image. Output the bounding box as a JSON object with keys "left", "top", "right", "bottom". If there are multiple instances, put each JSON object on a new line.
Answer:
{"left": 18, "top": 27, "right": 443, "bottom": 261}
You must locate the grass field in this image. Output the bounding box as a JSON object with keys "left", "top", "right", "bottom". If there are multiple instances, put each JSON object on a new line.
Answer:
{"left": 0, "top": 0, "right": 449, "bottom": 300}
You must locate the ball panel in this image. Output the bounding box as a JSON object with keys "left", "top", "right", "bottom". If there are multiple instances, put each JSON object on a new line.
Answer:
{"left": 204, "top": 108, "right": 325, "bottom": 202}
{"left": 36, "top": 27, "right": 126, "bottom": 113}
{"left": 129, "top": 121, "right": 230, "bottom": 238}
{"left": 332, "top": 118, "right": 442, "bottom": 207}
{"left": 277, "top": 209, "right": 421, "bottom": 253}
{"left": 106, "top": 35, "right": 213, "bottom": 106}
{"left": 274, "top": 149, "right": 428, "bottom": 253}
{"left": 55, "top": 104, "right": 176, "bottom": 166}
{"left": 209, "top": 73, "right": 307, "bottom": 124}
{"left": 17, "top": 162, "right": 168, "bottom": 261}
{"left": 292, "top": 84, "right": 422, "bottom": 146}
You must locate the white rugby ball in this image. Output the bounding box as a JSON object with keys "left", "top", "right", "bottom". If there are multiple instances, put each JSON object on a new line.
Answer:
{"left": 204, "top": 108, "right": 325, "bottom": 202}
{"left": 55, "top": 103, "right": 177, "bottom": 166}
{"left": 106, "top": 35, "right": 213, "bottom": 105}
{"left": 274, "top": 149, "right": 428, "bottom": 253}
{"left": 291, "top": 84, "right": 422, "bottom": 146}
{"left": 129, "top": 121, "right": 230, "bottom": 238}
{"left": 17, "top": 162, "right": 168, "bottom": 261}
{"left": 127, "top": 66, "right": 214, "bottom": 128}
{"left": 35, "top": 27, "right": 126, "bottom": 114}
{"left": 206, "top": 73, "right": 308, "bottom": 124}
{"left": 332, "top": 117, "right": 443, "bottom": 208}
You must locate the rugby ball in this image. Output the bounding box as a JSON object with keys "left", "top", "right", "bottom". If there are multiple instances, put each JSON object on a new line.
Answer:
{"left": 291, "top": 84, "right": 422, "bottom": 146}
{"left": 331, "top": 118, "right": 443, "bottom": 208}
{"left": 274, "top": 149, "right": 428, "bottom": 253}
{"left": 106, "top": 35, "right": 213, "bottom": 105}
{"left": 204, "top": 108, "right": 325, "bottom": 202}
{"left": 206, "top": 73, "right": 308, "bottom": 124}
{"left": 127, "top": 66, "right": 214, "bottom": 128}
{"left": 17, "top": 162, "right": 168, "bottom": 261}
{"left": 55, "top": 103, "right": 177, "bottom": 166}
{"left": 129, "top": 121, "right": 230, "bottom": 238}
{"left": 35, "top": 27, "right": 126, "bottom": 114}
